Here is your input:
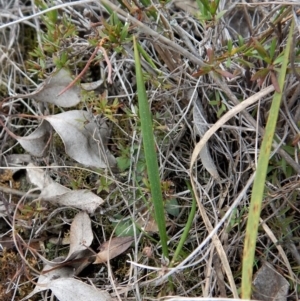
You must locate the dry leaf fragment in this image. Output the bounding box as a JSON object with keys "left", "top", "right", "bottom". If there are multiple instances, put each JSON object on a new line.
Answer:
{"left": 32, "top": 68, "right": 81, "bottom": 108}
{"left": 34, "top": 212, "right": 94, "bottom": 267}
{"left": 27, "top": 164, "right": 104, "bottom": 213}
{"left": 49, "top": 278, "right": 113, "bottom": 301}
{"left": 41, "top": 188, "right": 105, "bottom": 214}
{"left": 81, "top": 79, "right": 104, "bottom": 91}
{"left": 68, "top": 211, "right": 93, "bottom": 261}
{"left": 26, "top": 162, "right": 53, "bottom": 189}
{"left": 22, "top": 264, "right": 111, "bottom": 301}
{"left": 17, "top": 121, "right": 52, "bottom": 157}
{"left": 44, "top": 110, "right": 116, "bottom": 168}
{"left": 39, "top": 181, "right": 70, "bottom": 198}
{"left": 21, "top": 263, "right": 74, "bottom": 301}
{"left": 94, "top": 236, "right": 134, "bottom": 264}
{"left": 5, "top": 154, "right": 32, "bottom": 165}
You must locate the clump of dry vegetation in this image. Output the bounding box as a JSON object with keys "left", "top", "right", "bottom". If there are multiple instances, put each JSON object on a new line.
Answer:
{"left": 0, "top": 0, "right": 300, "bottom": 300}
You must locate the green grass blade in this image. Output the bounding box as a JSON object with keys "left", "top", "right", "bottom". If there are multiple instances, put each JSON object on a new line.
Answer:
{"left": 133, "top": 36, "right": 169, "bottom": 258}
{"left": 241, "top": 19, "right": 294, "bottom": 299}
{"left": 170, "top": 181, "right": 196, "bottom": 267}
{"left": 136, "top": 42, "right": 157, "bottom": 69}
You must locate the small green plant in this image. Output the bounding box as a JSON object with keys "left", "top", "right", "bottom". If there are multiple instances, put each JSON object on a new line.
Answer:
{"left": 97, "top": 176, "right": 114, "bottom": 194}
{"left": 247, "top": 38, "right": 284, "bottom": 92}
{"left": 195, "top": 0, "right": 226, "bottom": 23}
{"left": 116, "top": 144, "right": 132, "bottom": 172}
{"left": 92, "top": 97, "right": 122, "bottom": 123}
{"left": 27, "top": 0, "right": 77, "bottom": 76}
{"left": 209, "top": 91, "right": 227, "bottom": 118}
{"left": 96, "top": 12, "right": 131, "bottom": 53}
{"left": 16, "top": 202, "right": 47, "bottom": 226}
{"left": 192, "top": 47, "right": 235, "bottom": 79}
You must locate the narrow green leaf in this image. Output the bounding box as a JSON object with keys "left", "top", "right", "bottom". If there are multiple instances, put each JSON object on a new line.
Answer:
{"left": 238, "top": 35, "right": 245, "bottom": 46}
{"left": 133, "top": 36, "right": 169, "bottom": 258}
{"left": 236, "top": 58, "right": 254, "bottom": 68}
{"left": 210, "top": 0, "right": 220, "bottom": 14}
{"left": 273, "top": 52, "right": 285, "bottom": 65}
{"left": 140, "top": 0, "right": 151, "bottom": 6}
{"left": 170, "top": 181, "right": 196, "bottom": 266}
{"left": 136, "top": 42, "right": 157, "bottom": 69}
{"left": 199, "top": 0, "right": 210, "bottom": 11}
{"left": 227, "top": 39, "right": 233, "bottom": 54}
{"left": 241, "top": 19, "right": 294, "bottom": 299}
{"left": 216, "top": 9, "right": 227, "bottom": 20}
{"left": 251, "top": 37, "right": 270, "bottom": 62}
{"left": 120, "top": 22, "right": 130, "bottom": 41}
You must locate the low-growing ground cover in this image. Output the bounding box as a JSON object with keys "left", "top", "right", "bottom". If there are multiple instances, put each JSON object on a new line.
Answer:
{"left": 0, "top": 0, "right": 300, "bottom": 300}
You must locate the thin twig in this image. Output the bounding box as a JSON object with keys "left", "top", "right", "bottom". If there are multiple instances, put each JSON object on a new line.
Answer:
{"left": 0, "top": 185, "right": 39, "bottom": 198}
{"left": 99, "top": 46, "right": 113, "bottom": 84}
{"left": 57, "top": 46, "right": 99, "bottom": 96}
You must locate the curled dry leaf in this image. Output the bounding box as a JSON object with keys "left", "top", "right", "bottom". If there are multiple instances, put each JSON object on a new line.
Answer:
{"left": 21, "top": 262, "right": 74, "bottom": 301}
{"left": 49, "top": 278, "right": 112, "bottom": 301}
{"left": 94, "top": 236, "right": 134, "bottom": 264}
{"left": 27, "top": 164, "right": 104, "bottom": 213}
{"left": 67, "top": 211, "right": 93, "bottom": 261}
{"left": 39, "top": 181, "right": 70, "bottom": 198}
{"left": 22, "top": 261, "right": 111, "bottom": 301}
{"left": 81, "top": 79, "right": 104, "bottom": 91}
{"left": 17, "top": 121, "right": 52, "bottom": 157}
{"left": 41, "top": 188, "right": 105, "bottom": 214}
{"left": 32, "top": 68, "right": 81, "bottom": 108}
{"left": 44, "top": 110, "right": 116, "bottom": 168}
{"left": 26, "top": 162, "right": 53, "bottom": 189}
{"left": 34, "top": 212, "right": 94, "bottom": 267}
{"left": 17, "top": 109, "right": 116, "bottom": 169}
{"left": 191, "top": 89, "right": 220, "bottom": 180}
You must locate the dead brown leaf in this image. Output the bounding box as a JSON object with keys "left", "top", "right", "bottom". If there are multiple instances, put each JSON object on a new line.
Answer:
{"left": 94, "top": 236, "right": 134, "bottom": 264}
